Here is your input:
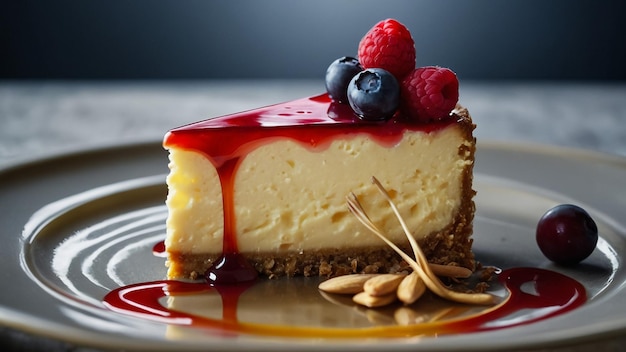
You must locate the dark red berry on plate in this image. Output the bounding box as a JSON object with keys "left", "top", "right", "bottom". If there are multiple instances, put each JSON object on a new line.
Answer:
{"left": 401, "top": 66, "right": 459, "bottom": 122}
{"left": 325, "top": 56, "right": 363, "bottom": 103}
{"left": 357, "top": 18, "right": 416, "bottom": 81}
{"left": 536, "top": 204, "right": 598, "bottom": 265}
{"left": 347, "top": 68, "right": 400, "bottom": 121}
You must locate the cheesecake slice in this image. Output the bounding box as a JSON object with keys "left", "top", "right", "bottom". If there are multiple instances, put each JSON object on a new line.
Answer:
{"left": 163, "top": 94, "right": 476, "bottom": 280}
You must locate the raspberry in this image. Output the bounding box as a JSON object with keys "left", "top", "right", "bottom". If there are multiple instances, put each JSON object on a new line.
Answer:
{"left": 401, "top": 66, "right": 459, "bottom": 121}
{"left": 357, "top": 19, "right": 415, "bottom": 81}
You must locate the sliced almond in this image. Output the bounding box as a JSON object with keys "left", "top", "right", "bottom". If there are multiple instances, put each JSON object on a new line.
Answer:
{"left": 318, "top": 274, "right": 377, "bottom": 294}
{"left": 429, "top": 263, "right": 473, "bottom": 279}
{"left": 353, "top": 291, "right": 397, "bottom": 308}
{"left": 363, "top": 273, "right": 406, "bottom": 296}
{"left": 397, "top": 271, "right": 426, "bottom": 305}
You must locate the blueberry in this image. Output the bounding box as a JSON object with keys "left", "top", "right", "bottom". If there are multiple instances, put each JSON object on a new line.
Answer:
{"left": 347, "top": 68, "right": 399, "bottom": 121}
{"left": 325, "top": 56, "right": 363, "bottom": 103}
{"left": 536, "top": 204, "right": 598, "bottom": 265}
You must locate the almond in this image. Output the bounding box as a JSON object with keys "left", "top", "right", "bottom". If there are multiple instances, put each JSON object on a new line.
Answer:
{"left": 429, "top": 263, "right": 472, "bottom": 279}
{"left": 363, "top": 273, "right": 406, "bottom": 296}
{"left": 318, "top": 274, "right": 377, "bottom": 294}
{"left": 397, "top": 271, "right": 426, "bottom": 304}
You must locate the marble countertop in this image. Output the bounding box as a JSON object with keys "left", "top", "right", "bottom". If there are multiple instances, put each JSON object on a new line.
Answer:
{"left": 1, "top": 80, "right": 625, "bottom": 351}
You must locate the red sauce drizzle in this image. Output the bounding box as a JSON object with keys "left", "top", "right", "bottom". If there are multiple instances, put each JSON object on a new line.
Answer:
{"left": 205, "top": 253, "right": 258, "bottom": 284}
{"left": 102, "top": 267, "right": 587, "bottom": 337}
{"left": 152, "top": 241, "right": 167, "bottom": 257}
{"left": 163, "top": 94, "right": 457, "bottom": 283}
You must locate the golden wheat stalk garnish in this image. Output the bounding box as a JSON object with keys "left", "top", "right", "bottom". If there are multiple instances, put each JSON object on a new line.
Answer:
{"left": 346, "top": 177, "right": 495, "bottom": 306}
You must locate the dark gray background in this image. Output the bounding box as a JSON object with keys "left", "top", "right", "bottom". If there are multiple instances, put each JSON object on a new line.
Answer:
{"left": 2, "top": 0, "right": 625, "bottom": 81}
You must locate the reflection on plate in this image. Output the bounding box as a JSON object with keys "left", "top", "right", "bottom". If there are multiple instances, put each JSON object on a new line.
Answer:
{"left": 23, "top": 173, "right": 605, "bottom": 339}
{"left": 101, "top": 266, "right": 587, "bottom": 340}
{"left": 2, "top": 141, "right": 626, "bottom": 351}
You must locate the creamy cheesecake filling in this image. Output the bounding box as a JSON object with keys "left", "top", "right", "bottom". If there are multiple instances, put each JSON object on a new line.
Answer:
{"left": 165, "top": 120, "right": 474, "bottom": 279}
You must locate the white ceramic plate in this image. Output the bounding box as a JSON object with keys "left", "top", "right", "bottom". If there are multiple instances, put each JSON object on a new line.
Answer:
{"left": 1, "top": 141, "right": 625, "bottom": 351}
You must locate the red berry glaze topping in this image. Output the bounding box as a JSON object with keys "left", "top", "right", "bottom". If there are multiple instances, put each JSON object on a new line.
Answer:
{"left": 357, "top": 19, "right": 416, "bottom": 81}
{"left": 401, "top": 66, "right": 459, "bottom": 121}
